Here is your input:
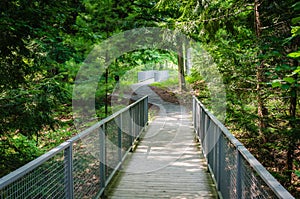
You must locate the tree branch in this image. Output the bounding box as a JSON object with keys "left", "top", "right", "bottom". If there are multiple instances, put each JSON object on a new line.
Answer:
{"left": 175, "top": 6, "right": 253, "bottom": 26}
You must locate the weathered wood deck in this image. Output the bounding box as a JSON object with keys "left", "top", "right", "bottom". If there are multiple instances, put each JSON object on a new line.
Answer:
{"left": 105, "top": 82, "right": 217, "bottom": 198}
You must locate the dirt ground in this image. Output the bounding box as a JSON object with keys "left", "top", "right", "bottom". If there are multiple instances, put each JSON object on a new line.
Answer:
{"left": 149, "top": 86, "right": 180, "bottom": 104}
{"left": 149, "top": 86, "right": 193, "bottom": 110}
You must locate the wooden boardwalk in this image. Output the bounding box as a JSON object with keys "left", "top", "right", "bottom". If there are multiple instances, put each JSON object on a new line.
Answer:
{"left": 105, "top": 83, "right": 217, "bottom": 198}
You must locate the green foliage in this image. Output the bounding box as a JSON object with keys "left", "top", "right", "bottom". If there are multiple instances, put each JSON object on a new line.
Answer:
{"left": 0, "top": 76, "right": 70, "bottom": 136}
{"left": 1, "top": 0, "right": 299, "bottom": 195}
{"left": 0, "top": 134, "right": 43, "bottom": 177}
{"left": 271, "top": 1, "right": 300, "bottom": 93}
{"left": 288, "top": 51, "right": 300, "bottom": 58}
{"left": 295, "top": 170, "right": 300, "bottom": 178}
{"left": 186, "top": 69, "right": 210, "bottom": 105}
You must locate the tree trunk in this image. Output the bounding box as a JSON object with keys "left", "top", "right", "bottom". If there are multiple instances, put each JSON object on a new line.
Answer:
{"left": 254, "top": 0, "right": 267, "bottom": 139}
{"left": 287, "top": 72, "right": 298, "bottom": 184}
{"left": 185, "top": 41, "right": 192, "bottom": 76}
{"left": 289, "top": 85, "right": 297, "bottom": 120}
{"left": 256, "top": 62, "right": 267, "bottom": 137}
{"left": 254, "top": 0, "right": 261, "bottom": 38}
{"left": 177, "top": 42, "right": 186, "bottom": 92}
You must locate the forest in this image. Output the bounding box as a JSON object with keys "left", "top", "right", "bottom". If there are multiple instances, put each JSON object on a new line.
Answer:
{"left": 0, "top": 0, "right": 299, "bottom": 197}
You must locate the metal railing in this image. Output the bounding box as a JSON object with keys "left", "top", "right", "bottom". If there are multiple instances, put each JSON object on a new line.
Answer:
{"left": 0, "top": 96, "right": 148, "bottom": 199}
{"left": 137, "top": 70, "right": 169, "bottom": 82}
{"left": 154, "top": 70, "right": 169, "bottom": 82}
{"left": 192, "top": 96, "right": 294, "bottom": 199}
{"left": 138, "top": 70, "right": 156, "bottom": 82}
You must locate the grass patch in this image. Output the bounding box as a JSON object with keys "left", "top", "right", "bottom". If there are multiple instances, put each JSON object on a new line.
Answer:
{"left": 150, "top": 77, "right": 179, "bottom": 89}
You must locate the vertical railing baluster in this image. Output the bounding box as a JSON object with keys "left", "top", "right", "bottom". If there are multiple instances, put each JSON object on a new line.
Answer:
{"left": 132, "top": 106, "right": 135, "bottom": 139}
{"left": 140, "top": 99, "right": 143, "bottom": 129}
{"left": 145, "top": 96, "right": 148, "bottom": 125}
{"left": 193, "top": 98, "right": 196, "bottom": 133}
{"left": 118, "top": 114, "right": 122, "bottom": 164}
{"left": 138, "top": 101, "right": 141, "bottom": 134}
{"left": 198, "top": 103, "right": 201, "bottom": 138}
{"left": 193, "top": 97, "right": 196, "bottom": 131}
{"left": 135, "top": 105, "right": 138, "bottom": 138}
{"left": 213, "top": 124, "right": 218, "bottom": 177}
{"left": 137, "top": 104, "right": 139, "bottom": 137}
{"left": 129, "top": 107, "right": 134, "bottom": 148}
{"left": 99, "top": 124, "right": 106, "bottom": 191}
{"left": 202, "top": 109, "right": 205, "bottom": 142}
{"left": 141, "top": 98, "right": 144, "bottom": 128}
{"left": 217, "top": 131, "right": 222, "bottom": 193}
{"left": 199, "top": 104, "right": 202, "bottom": 138}
{"left": 64, "top": 144, "right": 74, "bottom": 199}
{"left": 140, "top": 99, "right": 142, "bottom": 130}
{"left": 132, "top": 105, "right": 134, "bottom": 139}
{"left": 236, "top": 149, "right": 242, "bottom": 199}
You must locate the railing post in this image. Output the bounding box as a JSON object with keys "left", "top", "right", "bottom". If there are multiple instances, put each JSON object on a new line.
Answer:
{"left": 138, "top": 100, "right": 141, "bottom": 133}
{"left": 64, "top": 144, "right": 74, "bottom": 199}
{"left": 217, "top": 132, "right": 222, "bottom": 193}
{"left": 236, "top": 148, "right": 242, "bottom": 199}
{"left": 135, "top": 105, "right": 138, "bottom": 138}
{"left": 136, "top": 103, "right": 139, "bottom": 134}
{"left": 198, "top": 104, "right": 205, "bottom": 140}
{"left": 213, "top": 124, "right": 218, "bottom": 178}
{"left": 198, "top": 103, "right": 201, "bottom": 138}
{"left": 145, "top": 97, "right": 148, "bottom": 126}
{"left": 99, "top": 124, "right": 106, "bottom": 191}
{"left": 199, "top": 105, "right": 202, "bottom": 139}
{"left": 132, "top": 106, "right": 135, "bottom": 139}
{"left": 201, "top": 108, "right": 205, "bottom": 143}
{"left": 193, "top": 97, "right": 196, "bottom": 131}
{"left": 129, "top": 107, "right": 134, "bottom": 148}
{"left": 202, "top": 114, "right": 208, "bottom": 155}
{"left": 118, "top": 115, "right": 122, "bottom": 164}
{"left": 141, "top": 98, "right": 144, "bottom": 127}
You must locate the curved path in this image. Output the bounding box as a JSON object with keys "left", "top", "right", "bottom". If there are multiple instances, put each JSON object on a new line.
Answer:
{"left": 106, "top": 81, "right": 217, "bottom": 198}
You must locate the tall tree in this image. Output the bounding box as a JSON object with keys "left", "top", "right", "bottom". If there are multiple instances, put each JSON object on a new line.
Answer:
{"left": 177, "top": 38, "right": 186, "bottom": 91}
{"left": 254, "top": 0, "right": 268, "bottom": 139}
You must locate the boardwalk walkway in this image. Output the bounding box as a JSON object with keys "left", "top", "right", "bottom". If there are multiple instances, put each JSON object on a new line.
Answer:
{"left": 106, "top": 81, "right": 217, "bottom": 198}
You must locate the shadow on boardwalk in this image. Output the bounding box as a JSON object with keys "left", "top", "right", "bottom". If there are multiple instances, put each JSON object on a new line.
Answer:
{"left": 106, "top": 80, "right": 217, "bottom": 198}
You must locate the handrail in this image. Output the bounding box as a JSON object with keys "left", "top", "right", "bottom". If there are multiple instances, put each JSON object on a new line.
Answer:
{"left": 192, "top": 96, "right": 294, "bottom": 199}
{"left": 0, "top": 142, "right": 71, "bottom": 190}
{"left": 0, "top": 96, "right": 148, "bottom": 199}
{"left": 70, "top": 95, "right": 148, "bottom": 142}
